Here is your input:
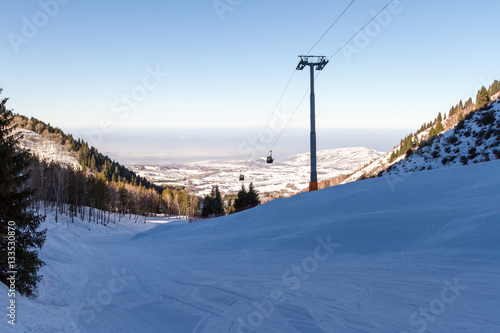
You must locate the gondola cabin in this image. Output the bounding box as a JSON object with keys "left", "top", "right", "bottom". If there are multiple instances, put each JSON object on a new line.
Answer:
{"left": 267, "top": 150, "right": 274, "bottom": 164}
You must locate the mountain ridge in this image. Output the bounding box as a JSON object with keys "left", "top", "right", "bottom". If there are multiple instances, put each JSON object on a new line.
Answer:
{"left": 342, "top": 90, "right": 500, "bottom": 184}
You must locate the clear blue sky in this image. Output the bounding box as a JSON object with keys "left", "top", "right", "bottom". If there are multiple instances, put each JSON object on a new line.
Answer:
{"left": 2, "top": 0, "right": 500, "bottom": 159}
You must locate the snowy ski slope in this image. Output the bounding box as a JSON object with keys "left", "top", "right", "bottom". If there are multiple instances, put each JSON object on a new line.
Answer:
{"left": 1, "top": 160, "right": 499, "bottom": 332}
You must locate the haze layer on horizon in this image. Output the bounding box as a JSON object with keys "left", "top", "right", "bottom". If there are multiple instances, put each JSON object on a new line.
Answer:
{"left": 68, "top": 127, "right": 410, "bottom": 165}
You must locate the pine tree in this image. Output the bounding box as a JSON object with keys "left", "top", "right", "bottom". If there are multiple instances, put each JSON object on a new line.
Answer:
{"left": 488, "top": 80, "right": 500, "bottom": 96}
{"left": 389, "top": 151, "right": 397, "bottom": 163}
{"left": 465, "top": 97, "right": 473, "bottom": 111}
{"left": 247, "top": 183, "right": 260, "bottom": 206}
{"left": 113, "top": 166, "right": 120, "bottom": 182}
{"left": 428, "top": 126, "right": 437, "bottom": 138}
{"left": 90, "top": 155, "right": 97, "bottom": 172}
{"left": 234, "top": 185, "right": 248, "bottom": 210}
{"left": 435, "top": 119, "right": 444, "bottom": 133}
{"left": 213, "top": 186, "right": 223, "bottom": 215}
{"left": 233, "top": 184, "right": 260, "bottom": 211}
{"left": 201, "top": 186, "right": 224, "bottom": 217}
{"left": 476, "top": 86, "right": 490, "bottom": 109}
{"left": 448, "top": 106, "right": 456, "bottom": 117}
{"left": 118, "top": 185, "right": 128, "bottom": 214}
{"left": 101, "top": 160, "right": 111, "bottom": 179}
{"left": 0, "top": 90, "right": 47, "bottom": 296}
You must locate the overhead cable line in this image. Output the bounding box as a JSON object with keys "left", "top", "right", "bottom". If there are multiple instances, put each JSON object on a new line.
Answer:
{"left": 244, "top": 69, "right": 297, "bottom": 164}
{"left": 328, "top": 0, "right": 395, "bottom": 61}
{"left": 243, "top": 0, "right": 358, "bottom": 165}
{"left": 305, "top": 0, "right": 356, "bottom": 55}
{"left": 270, "top": 89, "right": 309, "bottom": 150}
{"left": 269, "top": 0, "right": 395, "bottom": 150}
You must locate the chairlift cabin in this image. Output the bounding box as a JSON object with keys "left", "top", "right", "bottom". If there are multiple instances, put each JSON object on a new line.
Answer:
{"left": 267, "top": 150, "right": 274, "bottom": 164}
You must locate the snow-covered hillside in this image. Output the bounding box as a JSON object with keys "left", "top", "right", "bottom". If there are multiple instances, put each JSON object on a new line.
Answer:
{"left": 2, "top": 160, "right": 499, "bottom": 332}
{"left": 128, "top": 147, "right": 384, "bottom": 199}
{"left": 284, "top": 147, "right": 383, "bottom": 168}
{"left": 14, "top": 124, "right": 382, "bottom": 200}
{"left": 344, "top": 100, "right": 500, "bottom": 183}
{"left": 15, "top": 128, "right": 80, "bottom": 169}
{"left": 384, "top": 101, "right": 500, "bottom": 175}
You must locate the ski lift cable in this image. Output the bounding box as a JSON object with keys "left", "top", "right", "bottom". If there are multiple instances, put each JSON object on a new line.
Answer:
{"left": 305, "top": 0, "right": 357, "bottom": 55}
{"left": 243, "top": 0, "right": 358, "bottom": 166}
{"left": 270, "top": 88, "right": 310, "bottom": 150}
{"left": 269, "top": 0, "right": 395, "bottom": 150}
{"left": 270, "top": 68, "right": 323, "bottom": 150}
{"left": 328, "top": 0, "right": 395, "bottom": 61}
{"left": 244, "top": 69, "right": 297, "bottom": 164}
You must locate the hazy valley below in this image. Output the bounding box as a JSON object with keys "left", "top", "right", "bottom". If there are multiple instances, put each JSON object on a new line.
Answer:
{"left": 127, "top": 147, "right": 385, "bottom": 200}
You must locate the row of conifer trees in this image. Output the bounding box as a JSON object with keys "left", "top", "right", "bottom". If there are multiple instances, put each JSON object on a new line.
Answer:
{"left": 1, "top": 89, "right": 200, "bottom": 296}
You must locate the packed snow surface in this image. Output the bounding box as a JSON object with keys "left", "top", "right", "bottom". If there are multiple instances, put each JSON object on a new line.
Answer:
{"left": 2, "top": 161, "right": 500, "bottom": 332}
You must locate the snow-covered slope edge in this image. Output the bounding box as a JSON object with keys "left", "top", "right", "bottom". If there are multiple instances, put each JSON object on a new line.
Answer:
{"left": 2, "top": 160, "right": 499, "bottom": 332}
{"left": 384, "top": 100, "right": 500, "bottom": 175}
{"left": 284, "top": 147, "right": 383, "bottom": 167}
{"left": 344, "top": 100, "right": 500, "bottom": 183}
{"left": 14, "top": 128, "right": 80, "bottom": 169}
